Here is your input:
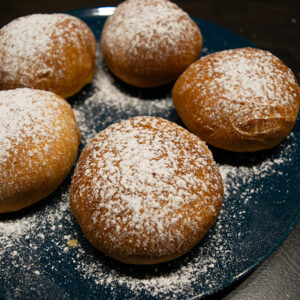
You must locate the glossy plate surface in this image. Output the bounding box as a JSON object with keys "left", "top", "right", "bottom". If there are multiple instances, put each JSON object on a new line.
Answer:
{"left": 0, "top": 7, "right": 299, "bottom": 299}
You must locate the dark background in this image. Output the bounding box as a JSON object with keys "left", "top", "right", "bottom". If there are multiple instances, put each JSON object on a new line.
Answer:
{"left": 1, "top": 1, "right": 299, "bottom": 299}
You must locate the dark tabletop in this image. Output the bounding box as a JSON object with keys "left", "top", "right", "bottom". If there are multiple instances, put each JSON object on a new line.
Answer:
{"left": 1, "top": 1, "right": 299, "bottom": 299}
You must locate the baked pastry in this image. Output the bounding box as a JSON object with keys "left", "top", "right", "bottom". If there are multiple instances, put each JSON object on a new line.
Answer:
{"left": 100, "top": 0, "right": 202, "bottom": 88}
{"left": 70, "top": 116, "right": 223, "bottom": 264}
{"left": 0, "top": 88, "right": 81, "bottom": 213}
{"left": 172, "top": 47, "right": 300, "bottom": 152}
{"left": 0, "top": 13, "right": 96, "bottom": 98}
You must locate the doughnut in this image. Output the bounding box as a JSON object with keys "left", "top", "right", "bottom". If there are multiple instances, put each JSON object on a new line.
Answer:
{"left": 0, "top": 14, "right": 96, "bottom": 99}
{"left": 100, "top": 0, "right": 202, "bottom": 88}
{"left": 172, "top": 47, "right": 300, "bottom": 152}
{"left": 0, "top": 88, "right": 81, "bottom": 213}
{"left": 69, "top": 116, "right": 223, "bottom": 264}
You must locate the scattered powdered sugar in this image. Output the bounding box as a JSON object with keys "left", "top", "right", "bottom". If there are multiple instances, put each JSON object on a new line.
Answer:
{"left": 0, "top": 127, "right": 296, "bottom": 298}
{"left": 0, "top": 41, "right": 298, "bottom": 298}
{"left": 70, "top": 133, "right": 296, "bottom": 299}
{"left": 0, "top": 185, "right": 74, "bottom": 298}
{"left": 73, "top": 213, "right": 231, "bottom": 299}
{"left": 219, "top": 137, "right": 293, "bottom": 204}
{"left": 72, "top": 47, "right": 176, "bottom": 144}
{"left": 0, "top": 190, "right": 70, "bottom": 256}
{"left": 0, "top": 32, "right": 299, "bottom": 299}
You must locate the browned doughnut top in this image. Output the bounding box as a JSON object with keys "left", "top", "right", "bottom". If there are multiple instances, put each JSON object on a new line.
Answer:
{"left": 100, "top": 0, "right": 202, "bottom": 88}
{"left": 70, "top": 116, "right": 223, "bottom": 264}
{"left": 0, "top": 14, "right": 96, "bottom": 98}
{"left": 0, "top": 88, "right": 80, "bottom": 213}
{"left": 172, "top": 47, "right": 300, "bottom": 152}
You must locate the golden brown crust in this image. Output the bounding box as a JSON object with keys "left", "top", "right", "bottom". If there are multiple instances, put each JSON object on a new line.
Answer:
{"left": 70, "top": 116, "right": 223, "bottom": 264}
{"left": 0, "top": 14, "right": 96, "bottom": 99}
{"left": 172, "top": 47, "right": 300, "bottom": 152}
{"left": 100, "top": 0, "right": 202, "bottom": 88}
{"left": 0, "top": 88, "right": 81, "bottom": 213}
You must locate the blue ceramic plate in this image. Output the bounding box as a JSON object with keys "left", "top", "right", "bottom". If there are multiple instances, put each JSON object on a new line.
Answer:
{"left": 0, "top": 7, "right": 299, "bottom": 300}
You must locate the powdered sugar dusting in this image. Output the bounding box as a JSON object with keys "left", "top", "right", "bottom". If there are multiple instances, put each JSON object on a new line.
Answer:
{"left": 101, "top": 0, "right": 201, "bottom": 62}
{"left": 75, "top": 134, "right": 296, "bottom": 299}
{"left": 0, "top": 89, "right": 65, "bottom": 163}
{"left": 188, "top": 48, "right": 298, "bottom": 106}
{"left": 0, "top": 86, "right": 298, "bottom": 298}
{"left": 0, "top": 19, "right": 299, "bottom": 299}
{"left": 72, "top": 47, "right": 175, "bottom": 144}
{"left": 0, "top": 88, "right": 79, "bottom": 205}
{"left": 176, "top": 47, "right": 300, "bottom": 137}
{"left": 0, "top": 129, "right": 297, "bottom": 298}
{"left": 211, "top": 50, "right": 297, "bottom": 106}
{"left": 219, "top": 136, "right": 294, "bottom": 204}
{"left": 70, "top": 116, "right": 223, "bottom": 261}
{"left": 0, "top": 13, "right": 93, "bottom": 92}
